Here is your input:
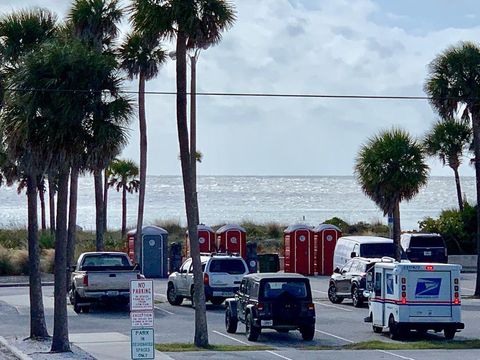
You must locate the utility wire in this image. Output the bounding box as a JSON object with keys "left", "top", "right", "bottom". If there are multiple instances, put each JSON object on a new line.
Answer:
{"left": 2, "top": 86, "right": 434, "bottom": 100}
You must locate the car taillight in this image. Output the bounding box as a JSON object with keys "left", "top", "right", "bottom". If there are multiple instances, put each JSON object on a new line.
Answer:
{"left": 83, "top": 275, "right": 88, "bottom": 286}
{"left": 203, "top": 273, "right": 209, "bottom": 285}
{"left": 307, "top": 303, "right": 315, "bottom": 311}
{"left": 256, "top": 303, "right": 264, "bottom": 311}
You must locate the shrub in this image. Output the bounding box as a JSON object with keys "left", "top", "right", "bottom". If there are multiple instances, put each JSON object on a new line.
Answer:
{"left": 40, "top": 249, "right": 55, "bottom": 273}
{"left": 265, "top": 222, "right": 282, "bottom": 239}
{"left": 12, "top": 250, "right": 29, "bottom": 275}
{"left": 39, "top": 232, "right": 55, "bottom": 249}
{"left": 0, "top": 247, "right": 15, "bottom": 275}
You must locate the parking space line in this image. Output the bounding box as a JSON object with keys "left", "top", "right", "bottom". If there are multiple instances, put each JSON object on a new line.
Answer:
{"left": 315, "top": 329, "right": 354, "bottom": 343}
{"left": 154, "top": 306, "right": 174, "bottom": 315}
{"left": 265, "top": 350, "right": 293, "bottom": 360}
{"left": 212, "top": 330, "right": 250, "bottom": 345}
{"left": 313, "top": 301, "right": 353, "bottom": 312}
{"left": 312, "top": 289, "right": 328, "bottom": 294}
{"left": 377, "top": 350, "right": 415, "bottom": 360}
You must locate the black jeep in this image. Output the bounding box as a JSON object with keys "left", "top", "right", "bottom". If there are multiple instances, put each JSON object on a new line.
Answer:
{"left": 224, "top": 273, "right": 316, "bottom": 341}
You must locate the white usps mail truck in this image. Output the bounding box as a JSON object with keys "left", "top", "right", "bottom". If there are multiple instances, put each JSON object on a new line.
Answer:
{"left": 365, "top": 261, "right": 464, "bottom": 339}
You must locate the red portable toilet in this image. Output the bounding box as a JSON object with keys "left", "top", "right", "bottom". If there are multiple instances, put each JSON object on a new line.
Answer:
{"left": 216, "top": 224, "right": 247, "bottom": 258}
{"left": 313, "top": 224, "right": 341, "bottom": 275}
{"left": 284, "top": 224, "right": 314, "bottom": 275}
{"left": 185, "top": 224, "right": 216, "bottom": 256}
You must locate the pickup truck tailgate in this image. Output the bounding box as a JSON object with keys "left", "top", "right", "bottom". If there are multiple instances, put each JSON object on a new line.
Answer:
{"left": 87, "top": 271, "right": 138, "bottom": 291}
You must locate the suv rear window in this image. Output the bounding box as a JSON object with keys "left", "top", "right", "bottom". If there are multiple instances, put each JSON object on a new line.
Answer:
{"left": 409, "top": 236, "right": 445, "bottom": 248}
{"left": 209, "top": 259, "right": 246, "bottom": 274}
{"left": 263, "top": 281, "right": 307, "bottom": 299}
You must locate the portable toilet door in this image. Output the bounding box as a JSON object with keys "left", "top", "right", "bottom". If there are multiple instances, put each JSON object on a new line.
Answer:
{"left": 216, "top": 224, "right": 247, "bottom": 258}
{"left": 284, "top": 224, "right": 314, "bottom": 275}
{"left": 185, "top": 224, "right": 216, "bottom": 256}
{"left": 129, "top": 226, "right": 169, "bottom": 278}
{"left": 313, "top": 224, "right": 341, "bottom": 275}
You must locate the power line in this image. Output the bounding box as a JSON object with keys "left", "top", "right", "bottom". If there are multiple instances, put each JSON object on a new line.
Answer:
{"left": 2, "top": 86, "right": 434, "bottom": 100}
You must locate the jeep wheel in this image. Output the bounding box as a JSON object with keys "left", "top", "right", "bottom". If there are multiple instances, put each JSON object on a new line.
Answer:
{"left": 351, "top": 285, "right": 363, "bottom": 308}
{"left": 328, "top": 283, "right": 343, "bottom": 304}
{"left": 211, "top": 297, "right": 224, "bottom": 306}
{"left": 300, "top": 325, "right": 315, "bottom": 341}
{"left": 167, "top": 284, "right": 183, "bottom": 306}
{"left": 245, "top": 313, "right": 260, "bottom": 341}
{"left": 225, "top": 308, "right": 238, "bottom": 334}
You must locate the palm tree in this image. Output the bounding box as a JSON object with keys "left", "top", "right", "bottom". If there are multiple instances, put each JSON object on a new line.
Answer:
{"left": 0, "top": 8, "right": 57, "bottom": 340}
{"left": 48, "top": 176, "right": 57, "bottom": 234}
{"left": 131, "top": 0, "right": 235, "bottom": 346}
{"left": 424, "top": 42, "right": 480, "bottom": 296}
{"left": 424, "top": 118, "right": 472, "bottom": 212}
{"left": 16, "top": 176, "right": 48, "bottom": 230}
{"left": 355, "top": 128, "right": 429, "bottom": 261}
{"left": 108, "top": 159, "right": 140, "bottom": 237}
{"left": 119, "top": 31, "right": 167, "bottom": 263}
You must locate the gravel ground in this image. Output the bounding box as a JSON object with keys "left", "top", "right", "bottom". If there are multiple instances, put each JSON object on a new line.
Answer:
{"left": 8, "top": 337, "right": 95, "bottom": 360}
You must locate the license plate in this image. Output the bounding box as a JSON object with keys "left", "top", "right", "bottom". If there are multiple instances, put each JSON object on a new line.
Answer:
{"left": 213, "top": 291, "right": 233, "bottom": 297}
{"left": 424, "top": 251, "right": 432, "bottom": 256}
{"left": 261, "top": 320, "right": 273, "bottom": 326}
{"left": 107, "top": 291, "right": 119, "bottom": 296}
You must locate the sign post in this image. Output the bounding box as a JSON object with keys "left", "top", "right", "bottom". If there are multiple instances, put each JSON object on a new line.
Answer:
{"left": 130, "top": 280, "right": 154, "bottom": 359}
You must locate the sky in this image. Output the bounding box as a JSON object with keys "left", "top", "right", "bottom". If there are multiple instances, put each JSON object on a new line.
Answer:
{"left": 1, "top": 0, "right": 480, "bottom": 176}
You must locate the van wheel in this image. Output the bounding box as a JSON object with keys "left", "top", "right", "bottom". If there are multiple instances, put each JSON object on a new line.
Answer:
{"left": 328, "top": 283, "right": 343, "bottom": 304}
{"left": 444, "top": 328, "right": 456, "bottom": 340}
{"left": 351, "top": 285, "right": 363, "bottom": 307}
{"left": 388, "top": 315, "right": 400, "bottom": 340}
{"left": 373, "top": 325, "right": 383, "bottom": 333}
{"left": 225, "top": 308, "right": 238, "bottom": 334}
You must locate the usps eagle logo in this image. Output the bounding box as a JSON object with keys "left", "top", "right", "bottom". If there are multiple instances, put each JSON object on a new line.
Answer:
{"left": 415, "top": 278, "right": 442, "bottom": 297}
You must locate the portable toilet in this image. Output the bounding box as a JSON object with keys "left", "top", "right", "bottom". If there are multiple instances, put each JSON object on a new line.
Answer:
{"left": 313, "top": 223, "right": 342, "bottom": 275}
{"left": 185, "top": 224, "right": 216, "bottom": 256}
{"left": 216, "top": 224, "right": 247, "bottom": 258}
{"left": 284, "top": 224, "right": 314, "bottom": 275}
{"left": 127, "top": 226, "right": 169, "bottom": 278}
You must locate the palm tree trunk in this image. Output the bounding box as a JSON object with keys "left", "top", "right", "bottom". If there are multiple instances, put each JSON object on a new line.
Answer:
{"left": 51, "top": 169, "right": 71, "bottom": 352}
{"left": 67, "top": 167, "right": 79, "bottom": 290}
{"left": 176, "top": 30, "right": 208, "bottom": 348}
{"left": 393, "top": 201, "right": 402, "bottom": 262}
{"left": 135, "top": 73, "right": 147, "bottom": 264}
{"left": 103, "top": 169, "right": 109, "bottom": 232}
{"left": 26, "top": 174, "right": 49, "bottom": 340}
{"left": 190, "top": 55, "right": 199, "bottom": 223}
{"left": 38, "top": 178, "right": 47, "bottom": 231}
{"left": 452, "top": 166, "right": 464, "bottom": 212}
{"left": 472, "top": 110, "right": 480, "bottom": 296}
{"left": 122, "top": 185, "right": 127, "bottom": 237}
{"left": 94, "top": 170, "right": 104, "bottom": 251}
{"left": 48, "top": 177, "right": 56, "bottom": 234}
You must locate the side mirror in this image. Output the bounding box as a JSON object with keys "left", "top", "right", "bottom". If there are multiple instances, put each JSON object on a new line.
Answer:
{"left": 333, "top": 267, "right": 340, "bottom": 274}
{"left": 362, "top": 290, "right": 371, "bottom": 299}
{"left": 350, "top": 252, "right": 357, "bottom": 258}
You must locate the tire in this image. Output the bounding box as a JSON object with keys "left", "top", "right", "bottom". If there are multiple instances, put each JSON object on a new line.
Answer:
{"left": 72, "top": 291, "right": 82, "bottom": 314}
{"left": 300, "top": 325, "right": 315, "bottom": 341}
{"left": 328, "top": 283, "right": 343, "bottom": 304}
{"left": 211, "top": 297, "right": 224, "bottom": 306}
{"left": 245, "top": 313, "right": 260, "bottom": 341}
{"left": 351, "top": 285, "right": 363, "bottom": 308}
{"left": 444, "top": 328, "right": 456, "bottom": 340}
{"left": 167, "top": 284, "right": 183, "bottom": 306}
{"left": 82, "top": 306, "right": 90, "bottom": 314}
{"left": 69, "top": 287, "right": 75, "bottom": 305}
{"left": 373, "top": 325, "right": 383, "bottom": 334}
{"left": 389, "top": 315, "right": 400, "bottom": 340}
{"left": 225, "top": 308, "right": 238, "bottom": 334}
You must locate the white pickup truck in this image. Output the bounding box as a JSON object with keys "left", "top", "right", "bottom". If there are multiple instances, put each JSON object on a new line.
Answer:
{"left": 69, "top": 252, "right": 144, "bottom": 313}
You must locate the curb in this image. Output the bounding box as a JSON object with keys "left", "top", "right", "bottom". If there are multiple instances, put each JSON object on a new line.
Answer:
{"left": 0, "top": 282, "right": 54, "bottom": 288}
{"left": 0, "top": 336, "right": 32, "bottom": 360}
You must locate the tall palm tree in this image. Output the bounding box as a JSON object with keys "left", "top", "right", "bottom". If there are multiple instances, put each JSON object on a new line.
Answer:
{"left": 424, "top": 41, "right": 480, "bottom": 296}
{"left": 355, "top": 128, "right": 429, "bottom": 261}
{"left": 0, "top": 8, "right": 57, "bottom": 340}
{"left": 119, "top": 31, "right": 167, "bottom": 262}
{"left": 108, "top": 159, "right": 140, "bottom": 236}
{"left": 69, "top": 0, "right": 124, "bottom": 251}
{"left": 48, "top": 176, "right": 57, "bottom": 234}
{"left": 131, "top": 0, "right": 235, "bottom": 346}
{"left": 16, "top": 176, "right": 48, "bottom": 230}
{"left": 424, "top": 118, "right": 472, "bottom": 212}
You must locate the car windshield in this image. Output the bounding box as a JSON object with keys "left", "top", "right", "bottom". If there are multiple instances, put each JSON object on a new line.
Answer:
{"left": 360, "top": 243, "right": 395, "bottom": 258}
{"left": 410, "top": 236, "right": 444, "bottom": 247}
{"left": 263, "top": 281, "right": 307, "bottom": 299}
{"left": 209, "top": 259, "right": 246, "bottom": 274}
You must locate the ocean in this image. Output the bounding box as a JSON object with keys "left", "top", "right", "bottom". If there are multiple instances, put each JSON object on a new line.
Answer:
{"left": 0, "top": 176, "right": 475, "bottom": 231}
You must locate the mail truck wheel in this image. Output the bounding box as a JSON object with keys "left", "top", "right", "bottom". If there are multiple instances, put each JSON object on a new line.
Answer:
{"left": 225, "top": 308, "right": 238, "bottom": 334}
{"left": 167, "top": 283, "right": 183, "bottom": 306}
{"left": 388, "top": 315, "right": 400, "bottom": 340}
{"left": 444, "top": 328, "right": 456, "bottom": 340}
{"left": 328, "top": 283, "right": 343, "bottom": 304}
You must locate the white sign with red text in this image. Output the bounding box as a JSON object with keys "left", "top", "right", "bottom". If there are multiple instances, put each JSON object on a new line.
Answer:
{"left": 130, "top": 280, "right": 154, "bottom": 311}
{"left": 131, "top": 311, "right": 154, "bottom": 328}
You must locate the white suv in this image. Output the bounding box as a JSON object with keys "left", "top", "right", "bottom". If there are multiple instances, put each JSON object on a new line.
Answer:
{"left": 167, "top": 254, "right": 249, "bottom": 306}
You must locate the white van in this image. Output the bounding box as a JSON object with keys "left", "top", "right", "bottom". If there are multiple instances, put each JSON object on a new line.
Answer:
{"left": 365, "top": 261, "right": 464, "bottom": 339}
{"left": 333, "top": 236, "right": 396, "bottom": 270}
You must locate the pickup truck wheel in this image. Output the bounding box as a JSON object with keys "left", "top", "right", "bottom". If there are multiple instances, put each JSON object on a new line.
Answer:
{"left": 351, "top": 285, "right": 363, "bottom": 308}
{"left": 300, "top": 325, "right": 315, "bottom": 341}
{"left": 72, "top": 291, "right": 82, "bottom": 314}
{"left": 225, "top": 308, "right": 238, "bottom": 334}
{"left": 167, "top": 284, "right": 183, "bottom": 306}
{"left": 211, "top": 297, "right": 224, "bottom": 306}
{"left": 245, "top": 313, "right": 260, "bottom": 341}
{"left": 444, "top": 328, "right": 456, "bottom": 340}
{"left": 328, "top": 283, "right": 343, "bottom": 304}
